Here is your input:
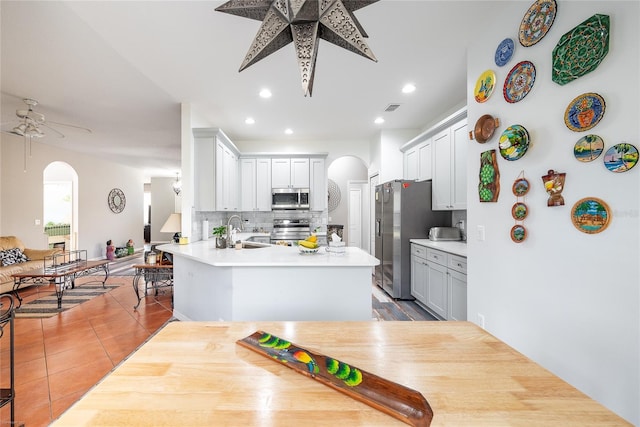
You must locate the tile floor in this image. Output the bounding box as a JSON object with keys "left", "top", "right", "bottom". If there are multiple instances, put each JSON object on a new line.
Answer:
{"left": 0, "top": 275, "right": 173, "bottom": 427}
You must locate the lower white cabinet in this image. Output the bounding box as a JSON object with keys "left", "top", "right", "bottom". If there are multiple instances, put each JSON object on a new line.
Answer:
{"left": 410, "top": 243, "right": 467, "bottom": 320}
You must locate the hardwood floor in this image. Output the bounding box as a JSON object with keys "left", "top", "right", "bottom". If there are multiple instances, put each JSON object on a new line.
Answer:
{"left": 0, "top": 258, "right": 435, "bottom": 427}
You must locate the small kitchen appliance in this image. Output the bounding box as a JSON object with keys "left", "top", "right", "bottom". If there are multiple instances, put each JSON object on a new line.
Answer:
{"left": 271, "top": 188, "right": 310, "bottom": 210}
{"left": 428, "top": 227, "right": 462, "bottom": 241}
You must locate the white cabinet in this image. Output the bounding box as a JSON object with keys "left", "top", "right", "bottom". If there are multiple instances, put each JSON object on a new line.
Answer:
{"left": 404, "top": 147, "right": 418, "bottom": 180}
{"left": 410, "top": 244, "right": 428, "bottom": 304}
{"left": 432, "top": 118, "right": 467, "bottom": 210}
{"left": 272, "top": 158, "right": 310, "bottom": 188}
{"left": 240, "top": 158, "right": 272, "bottom": 212}
{"left": 309, "top": 157, "right": 326, "bottom": 211}
{"left": 403, "top": 138, "right": 432, "bottom": 181}
{"left": 193, "top": 128, "right": 240, "bottom": 212}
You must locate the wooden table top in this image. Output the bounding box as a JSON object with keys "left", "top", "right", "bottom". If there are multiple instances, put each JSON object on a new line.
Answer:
{"left": 52, "top": 321, "right": 628, "bottom": 426}
{"left": 11, "top": 259, "right": 109, "bottom": 279}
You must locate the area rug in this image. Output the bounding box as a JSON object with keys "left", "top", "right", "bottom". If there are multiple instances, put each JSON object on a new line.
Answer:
{"left": 15, "top": 278, "right": 126, "bottom": 318}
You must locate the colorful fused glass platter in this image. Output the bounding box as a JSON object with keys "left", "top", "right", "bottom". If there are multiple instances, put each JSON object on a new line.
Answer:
{"left": 478, "top": 150, "right": 500, "bottom": 203}
{"left": 503, "top": 61, "right": 536, "bottom": 103}
{"left": 519, "top": 0, "right": 557, "bottom": 47}
{"left": 474, "top": 70, "right": 496, "bottom": 103}
{"left": 564, "top": 92, "right": 606, "bottom": 132}
{"left": 495, "top": 38, "right": 515, "bottom": 67}
{"left": 499, "top": 125, "right": 530, "bottom": 161}
{"left": 603, "top": 143, "right": 638, "bottom": 173}
{"left": 512, "top": 202, "right": 529, "bottom": 220}
{"left": 571, "top": 197, "right": 610, "bottom": 234}
{"left": 510, "top": 225, "right": 527, "bottom": 243}
{"left": 574, "top": 135, "right": 604, "bottom": 162}
{"left": 552, "top": 14, "right": 610, "bottom": 86}
{"left": 512, "top": 178, "right": 530, "bottom": 196}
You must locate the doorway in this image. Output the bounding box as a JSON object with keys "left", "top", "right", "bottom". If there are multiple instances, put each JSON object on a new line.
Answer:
{"left": 43, "top": 162, "right": 78, "bottom": 251}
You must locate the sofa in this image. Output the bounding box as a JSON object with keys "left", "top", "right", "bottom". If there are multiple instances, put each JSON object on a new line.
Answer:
{"left": 0, "top": 236, "right": 63, "bottom": 295}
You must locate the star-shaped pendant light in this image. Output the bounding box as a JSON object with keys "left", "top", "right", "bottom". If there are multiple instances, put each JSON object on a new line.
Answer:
{"left": 215, "top": 0, "right": 379, "bottom": 97}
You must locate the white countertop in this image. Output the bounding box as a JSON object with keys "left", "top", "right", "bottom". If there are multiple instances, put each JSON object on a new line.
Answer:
{"left": 157, "top": 240, "right": 380, "bottom": 267}
{"left": 410, "top": 239, "right": 467, "bottom": 257}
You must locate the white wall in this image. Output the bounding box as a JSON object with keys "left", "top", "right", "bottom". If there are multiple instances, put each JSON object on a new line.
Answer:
{"left": 327, "top": 156, "right": 369, "bottom": 243}
{"left": 1, "top": 136, "right": 145, "bottom": 259}
{"left": 150, "top": 177, "right": 180, "bottom": 243}
{"left": 369, "top": 129, "right": 417, "bottom": 182}
{"left": 467, "top": 2, "right": 639, "bottom": 424}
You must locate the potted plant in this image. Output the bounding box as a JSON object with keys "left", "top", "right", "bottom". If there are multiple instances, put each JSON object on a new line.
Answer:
{"left": 212, "top": 225, "right": 227, "bottom": 249}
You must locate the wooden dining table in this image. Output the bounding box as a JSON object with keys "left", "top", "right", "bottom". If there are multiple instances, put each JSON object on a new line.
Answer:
{"left": 52, "top": 321, "right": 629, "bottom": 426}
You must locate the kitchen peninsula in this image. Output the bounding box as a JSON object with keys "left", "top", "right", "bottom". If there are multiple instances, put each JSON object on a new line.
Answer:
{"left": 157, "top": 241, "right": 379, "bottom": 321}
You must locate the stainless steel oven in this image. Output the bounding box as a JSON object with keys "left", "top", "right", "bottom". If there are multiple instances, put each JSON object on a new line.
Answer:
{"left": 271, "top": 188, "right": 310, "bottom": 210}
{"left": 270, "top": 218, "right": 310, "bottom": 245}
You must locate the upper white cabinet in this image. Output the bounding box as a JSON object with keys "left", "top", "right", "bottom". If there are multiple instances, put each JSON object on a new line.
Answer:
{"left": 272, "top": 157, "right": 310, "bottom": 188}
{"left": 403, "top": 138, "right": 432, "bottom": 181}
{"left": 240, "top": 158, "right": 272, "bottom": 212}
{"left": 309, "top": 157, "right": 326, "bottom": 211}
{"left": 432, "top": 118, "right": 467, "bottom": 211}
{"left": 193, "top": 128, "right": 240, "bottom": 212}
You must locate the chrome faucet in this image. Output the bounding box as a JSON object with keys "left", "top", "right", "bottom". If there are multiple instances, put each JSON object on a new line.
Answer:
{"left": 226, "top": 215, "right": 243, "bottom": 246}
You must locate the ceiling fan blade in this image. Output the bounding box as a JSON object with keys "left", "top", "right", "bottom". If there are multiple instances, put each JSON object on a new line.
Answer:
{"left": 47, "top": 120, "right": 92, "bottom": 133}
{"left": 39, "top": 122, "right": 66, "bottom": 138}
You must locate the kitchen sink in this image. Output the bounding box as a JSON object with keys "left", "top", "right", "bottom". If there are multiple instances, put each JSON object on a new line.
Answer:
{"left": 239, "top": 241, "right": 271, "bottom": 249}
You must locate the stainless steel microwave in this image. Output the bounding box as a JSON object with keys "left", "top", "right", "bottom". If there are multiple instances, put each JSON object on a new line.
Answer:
{"left": 272, "top": 188, "right": 310, "bottom": 210}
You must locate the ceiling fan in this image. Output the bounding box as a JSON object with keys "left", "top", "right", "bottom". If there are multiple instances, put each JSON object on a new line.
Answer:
{"left": 2, "top": 98, "right": 92, "bottom": 139}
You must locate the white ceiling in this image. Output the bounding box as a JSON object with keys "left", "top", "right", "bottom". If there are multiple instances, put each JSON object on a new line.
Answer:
{"left": 1, "top": 1, "right": 501, "bottom": 177}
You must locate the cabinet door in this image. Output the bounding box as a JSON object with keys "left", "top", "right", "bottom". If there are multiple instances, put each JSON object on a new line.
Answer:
{"left": 411, "top": 254, "right": 427, "bottom": 304}
{"left": 426, "top": 260, "right": 448, "bottom": 319}
{"left": 310, "top": 158, "right": 326, "bottom": 211}
{"left": 404, "top": 148, "right": 418, "bottom": 180}
{"left": 215, "top": 139, "right": 225, "bottom": 210}
{"left": 432, "top": 128, "right": 452, "bottom": 210}
{"left": 255, "top": 158, "right": 272, "bottom": 211}
{"left": 194, "top": 137, "right": 215, "bottom": 211}
{"left": 291, "top": 158, "right": 310, "bottom": 187}
{"left": 272, "top": 158, "right": 291, "bottom": 188}
{"left": 450, "top": 119, "right": 468, "bottom": 210}
{"left": 448, "top": 270, "right": 467, "bottom": 321}
{"left": 240, "top": 159, "right": 257, "bottom": 211}
{"left": 417, "top": 140, "right": 432, "bottom": 181}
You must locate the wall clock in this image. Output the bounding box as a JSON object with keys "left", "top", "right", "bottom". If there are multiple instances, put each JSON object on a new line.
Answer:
{"left": 108, "top": 188, "right": 126, "bottom": 213}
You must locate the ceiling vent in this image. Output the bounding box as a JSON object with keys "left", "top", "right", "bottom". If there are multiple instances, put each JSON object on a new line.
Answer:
{"left": 384, "top": 103, "right": 401, "bottom": 112}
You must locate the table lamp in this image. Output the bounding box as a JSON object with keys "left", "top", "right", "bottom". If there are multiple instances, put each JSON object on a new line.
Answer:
{"left": 160, "top": 213, "right": 181, "bottom": 243}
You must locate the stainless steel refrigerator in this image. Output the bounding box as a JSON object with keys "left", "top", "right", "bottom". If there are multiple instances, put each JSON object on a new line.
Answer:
{"left": 374, "top": 180, "right": 450, "bottom": 299}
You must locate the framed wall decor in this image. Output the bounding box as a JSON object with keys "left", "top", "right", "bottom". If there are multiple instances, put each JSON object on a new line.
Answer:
{"left": 478, "top": 150, "right": 500, "bottom": 202}
{"left": 519, "top": 0, "right": 557, "bottom": 47}
{"left": 574, "top": 134, "right": 604, "bottom": 162}
{"left": 603, "top": 143, "right": 638, "bottom": 173}
{"left": 564, "top": 92, "right": 606, "bottom": 132}
{"left": 571, "top": 197, "right": 611, "bottom": 234}
{"left": 108, "top": 188, "right": 126, "bottom": 213}
{"left": 474, "top": 69, "right": 497, "bottom": 103}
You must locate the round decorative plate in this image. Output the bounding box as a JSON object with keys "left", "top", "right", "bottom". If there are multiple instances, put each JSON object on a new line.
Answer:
{"left": 510, "top": 225, "right": 527, "bottom": 243}
{"left": 473, "top": 114, "right": 499, "bottom": 143}
{"left": 327, "top": 179, "right": 341, "bottom": 212}
{"left": 564, "top": 92, "right": 606, "bottom": 132}
{"left": 474, "top": 69, "right": 496, "bottom": 103}
{"left": 503, "top": 61, "right": 536, "bottom": 103}
{"left": 574, "top": 134, "right": 604, "bottom": 162}
{"left": 571, "top": 197, "right": 610, "bottom": 234}
{"left": 519, "top": 0, "right": 557, "bottom": 47}
{"left": 603, "top": 143, "right": 639, "bottom": 173}
{"left": 552, "top": 14, "right": 610, "bottom": 86}
{"left": 495, "top": 38, "right": 515, "bottom": 67}
{"left": 512, "top": 178, "right": 530, "bottom": 196}
{"left": 512, "top": 202, "right": 529, "bottom": 220}
{"left": 499, "top": 125, "right": 530, "bottom": 161}
{"left": 108, "top": 188, "right": 126, "bottom": 213}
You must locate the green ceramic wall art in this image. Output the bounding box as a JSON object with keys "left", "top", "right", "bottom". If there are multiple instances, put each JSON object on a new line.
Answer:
{"left": 479, "top": 150, "right": 500, "bottom": 202}
{"left": 552, "top": 14, "right": 610, "bottom": 86}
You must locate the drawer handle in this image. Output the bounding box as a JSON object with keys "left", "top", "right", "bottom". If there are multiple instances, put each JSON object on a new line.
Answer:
{"left": 457, "top": 263, "right": 462, "bottom": 267}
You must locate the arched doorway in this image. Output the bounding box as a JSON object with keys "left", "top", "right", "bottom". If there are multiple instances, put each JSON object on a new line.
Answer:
{"left": 43, "top": 162, "right": 78, "bottom": 251}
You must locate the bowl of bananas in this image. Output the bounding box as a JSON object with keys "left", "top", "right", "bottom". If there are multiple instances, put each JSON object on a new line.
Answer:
{"left": 298, "top": 234, "right": 319, "bottom": 254}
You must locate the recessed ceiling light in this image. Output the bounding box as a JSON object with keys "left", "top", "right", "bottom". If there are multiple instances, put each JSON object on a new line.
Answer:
{"left": 402, "top": 83, "right": 416, "bottom": 94}
{"left": 284, "top": 128, "right": 293, "bottom": 135}
{"left": 374, "top": 117, "right": 385, "bottom": 124}
{"left": 245, "top": 117, "right": 255, "bottom": 125}
{"left": 259, "top": 88, "right": 272, "bottom": 98}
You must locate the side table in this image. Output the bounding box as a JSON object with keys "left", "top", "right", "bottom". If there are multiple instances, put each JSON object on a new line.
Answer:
{"left": 132, "top": 264, "right": 173, "bottom": 310}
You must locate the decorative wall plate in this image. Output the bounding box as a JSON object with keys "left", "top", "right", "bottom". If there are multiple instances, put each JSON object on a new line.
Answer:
{"left": 503, "top": 61, "right": 536, "bottom": 103}
{"left": 108, "top": 188, "right": 126, "bottom": 213}
{"left": 470, "top": 114, "right": 500, "bottom": 143}
{"left": 512, "top": 202, "right": 529, "bottom": 220}
{"left": 603, "top": 143, "right": 639, "bottom": 173}
{"left": 571, "top": 197, "right": 611, "bottom": 234}
{"left": 474, "top": 69, "right": 496, "bottom": 103}
{"left": 552, "top": 14, "right": 610, "bottom": 86}
{"left": 495, "top": 38, "right": 515, "bottom": 67}
{"left": 499, "top": 125, "right": 530, "bottom": 161}
{"left": 519, "top": 0, "right": 557, "bottom": 47}
{"left": 327, "top": 179, "right": 341, "bottom": 212}
{"left": 478, "top": 150, "right": 500, "bottom": 202}
{"left": 512, "top": 177, "right": 530, "bottom": 196}
{"left": 574, "top": 134, "right": 604, "bottom": 162}
{"left": 564, "top": 92, "right": 606, "bottom": 132}
{"left": 510, "top": 225, "right": 527, "bottom": 243}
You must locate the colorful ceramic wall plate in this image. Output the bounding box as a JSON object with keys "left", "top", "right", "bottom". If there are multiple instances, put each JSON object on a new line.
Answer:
{"left": 512, "top": 177, "right": 530, "bottom": 196}
{"left": 499, "top": 125, "right": 530, "bottom": 161}
{"left": 479, "top": 150, "right": 500, "bottom": 202}
{"left": 510, "top": 225, "right": 527, "bottom": 243}
{"left": 519, "top": 0, "right": 557, "bottom": 47}
{"left": 503, "top": 61, "right": 536, "bottom": 103}
{"left": 552, "top": 14, "right": 610, "bottom": 86}
{"left": 512, "top": 202, "right": 529, "bottom": 220}
{"left": 574, "top": 134, "right": 604, "bottom": 162}
{"left": 495, "top": 38, "right": 515, "bottom": 67}
{"left": 474, "top": 70, "right": 496, "bottom": 103}
{"left": 603, "top": 143, "right": 639, "bottom": 173}
{"left": 564, "top": 92, "right": 606, "bottom": 132}
{"left": 571, "top": 197, "right": 610, "bottom": 234}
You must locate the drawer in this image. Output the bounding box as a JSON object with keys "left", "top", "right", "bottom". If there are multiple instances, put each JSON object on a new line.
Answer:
{"left": 448, "top": 254, "right": 467, "bottom": 274}
{"left": 411, "top": 244, "right": 427, "bottom": 260}
{"left": 426, "top": 248, "right": 448, "bottom": 266}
